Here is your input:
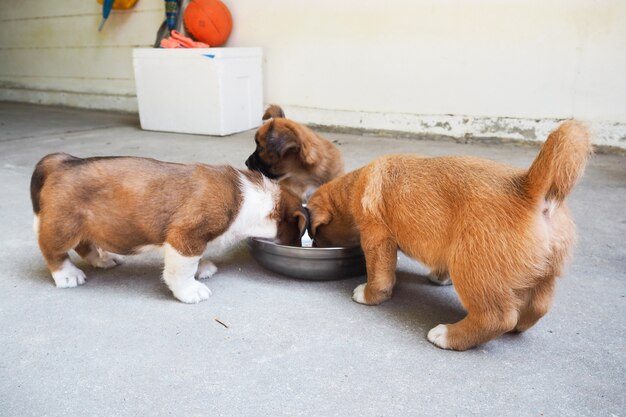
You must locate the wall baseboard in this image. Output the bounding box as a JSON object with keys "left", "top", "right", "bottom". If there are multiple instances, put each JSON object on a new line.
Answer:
{"left": 284, "top": 105, "right": 626, "bottom": 151}
{"left": 0, "top": 87, "right": 138, "bottom": 114}
{"left": 1, "top": 88, "right": 624, "bottom": 151}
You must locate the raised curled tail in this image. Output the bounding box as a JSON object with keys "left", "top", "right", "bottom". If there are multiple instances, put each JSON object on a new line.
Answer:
{"left": 30, "top": 153, "right": 77, "bottom": 214}
{"left": 525, "top": 120, "right": 592, "bottom": 204}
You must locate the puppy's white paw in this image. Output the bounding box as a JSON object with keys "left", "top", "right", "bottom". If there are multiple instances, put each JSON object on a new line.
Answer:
{"left": 87, "top": 249, "right": 124, "bottom": 269}
{"left": 195, "top": 260, "right": 218, "bottom": 280}
{"left": 428, "top": 272, "right": 452, "bottom": 286}
{"left": 173, "top": 281, "right": 212, "bottom": 304}
{"left": 52, "top": 261, "right": 87, "bottom": 288}
{"left": 352, "top": 283, "right": 368, "bottom": 304}
{"left": 427, "top": 324, "right": 449, "bottom": 349}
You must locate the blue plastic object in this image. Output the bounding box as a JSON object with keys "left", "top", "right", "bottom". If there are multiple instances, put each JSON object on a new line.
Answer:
{"left": 98, "top": 0, "right": 114, "bottom": 31}
{"left": 165, "top": 0, "right": 178, "bottom": 30}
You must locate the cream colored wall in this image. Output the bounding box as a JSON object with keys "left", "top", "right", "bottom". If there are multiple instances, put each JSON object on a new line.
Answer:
{"left": 0, "top": 0, "right": 162, "bottom": 110}
{"left": 1, "top": 0, "right": 625, "bottom": 147}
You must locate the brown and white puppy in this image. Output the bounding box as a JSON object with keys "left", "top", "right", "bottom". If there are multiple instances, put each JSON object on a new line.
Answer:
{"left": 30, "top": 153, "right": 306, "bottom": 303}
{"left": 245, "top": 105, "right": 344, "bottom": 199}
{"left": 307, "top": 121, "right": 591, "bottom": 350}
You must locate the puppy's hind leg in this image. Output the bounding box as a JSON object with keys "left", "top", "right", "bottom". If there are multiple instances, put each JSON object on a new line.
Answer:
{"left": 38, "top": 221, "right": 85, "bottom": 288}
{"left": 75, "top": 241, "right": 124, "bottom": 269}
{"left": 428, "top": 268, "right": 519, "bottom": 351}
{"left": 162, "top": 243, "right": 211, "bottom": 304}
{"left": 514, "top": 208, "right": 572, "bottom": 333}
{"left": 353, "top": 225, "right": 398, "bottom": 305}
{"left": 514, "top": 276, "right": 555, "bottom": 333}
{"left": 195, "top": 259, "right": 218, "bottom": 280}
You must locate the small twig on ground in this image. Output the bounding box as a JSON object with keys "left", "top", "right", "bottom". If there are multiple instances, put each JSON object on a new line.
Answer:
{"left": 214, "top": 318, "right": 229, "bottom": 328}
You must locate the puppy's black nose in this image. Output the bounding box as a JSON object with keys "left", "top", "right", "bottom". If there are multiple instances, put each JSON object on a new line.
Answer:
{"left": 245, "top": 157, "right": 251, "bottom": 168}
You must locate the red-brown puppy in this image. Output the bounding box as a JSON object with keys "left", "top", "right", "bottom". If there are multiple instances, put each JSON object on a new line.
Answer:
{"left": 307, "top": 121, "right": 591, "bottom": 350}
{"left": 30, "top": 153, "right": 306, "bottom": 303}
{"left": 245, "top": 105, "right": 344, "bottom": 199}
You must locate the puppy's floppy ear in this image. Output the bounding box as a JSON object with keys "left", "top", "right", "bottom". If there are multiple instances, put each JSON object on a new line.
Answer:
{"left": 299, "top": 138, "right": 320, "bottom": 166}
{"left": 295, "top": 206, "right": 310, "bottom": 238}
{"left": 308, "top": 208, "right": 331, "bottom": 238}
{"left": 262, "top": 104, "right": 286, "bottom": 120}
{"left": 266, "top": 122, "right": 299, "bottom": 157}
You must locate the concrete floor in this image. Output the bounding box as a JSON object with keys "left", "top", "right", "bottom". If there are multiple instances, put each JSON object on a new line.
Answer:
{"left": 0, "top": 102, "right": 624, "bottom": 417}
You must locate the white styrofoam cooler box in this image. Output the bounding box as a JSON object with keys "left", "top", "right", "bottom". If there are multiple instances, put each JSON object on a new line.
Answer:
{"left": 133, "top": 48, "right": 263, "bottom": 136}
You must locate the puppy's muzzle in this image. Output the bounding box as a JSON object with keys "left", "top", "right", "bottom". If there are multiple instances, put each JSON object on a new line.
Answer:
{"left": 245, "top": 153, "right": 282, "bottom": 180}
{"left": 245, "top": 153, "right": 256, "bottom": 169}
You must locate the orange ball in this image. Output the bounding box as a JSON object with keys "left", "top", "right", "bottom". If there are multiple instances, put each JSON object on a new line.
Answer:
{"left": 183, "top": 0, "right": 233, "bottom": 47}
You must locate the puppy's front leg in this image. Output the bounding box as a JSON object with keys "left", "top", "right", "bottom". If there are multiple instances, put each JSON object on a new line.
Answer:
{"left": 163, "top": 243, "right": 211, "bottom": 304}
{"left": 353, "top": 228, "right": 398, "bottom": 305}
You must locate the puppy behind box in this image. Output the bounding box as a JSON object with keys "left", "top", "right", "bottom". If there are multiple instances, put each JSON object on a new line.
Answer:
{"left": 245, "top": 105, "right": 344, "bottom": 199}
{"left": 30, "top": 154, "right": 306, "bottom": 303}
{"left": 307, "top": 121, "right": 592, "bottom": 350}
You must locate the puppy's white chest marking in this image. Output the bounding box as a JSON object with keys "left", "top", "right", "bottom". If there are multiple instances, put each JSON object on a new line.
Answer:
{"left": 204, "top": 173, "right": 278, "bottom": 256}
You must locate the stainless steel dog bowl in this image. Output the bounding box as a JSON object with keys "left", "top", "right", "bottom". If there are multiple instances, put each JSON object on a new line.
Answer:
{"left": 247, "top": 237, "right": 366, "bottom": 281}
